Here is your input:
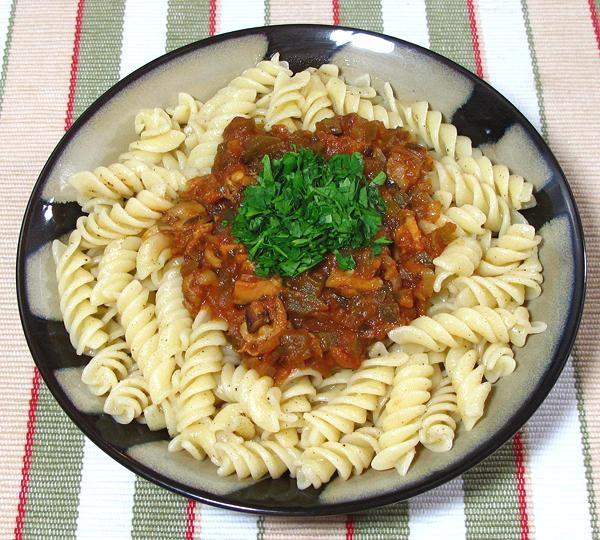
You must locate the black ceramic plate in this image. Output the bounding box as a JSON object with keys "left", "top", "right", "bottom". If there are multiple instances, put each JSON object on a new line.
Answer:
{"left": 17, "top": 25, "right": 585, "bottom": 516}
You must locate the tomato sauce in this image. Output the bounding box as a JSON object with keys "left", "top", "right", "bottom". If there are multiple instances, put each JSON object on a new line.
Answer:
{"left": 163, "top": 114, "right": 455, "bottom": 383}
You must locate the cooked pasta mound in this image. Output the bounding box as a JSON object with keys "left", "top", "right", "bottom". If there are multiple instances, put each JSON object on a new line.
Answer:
{"left": 54, "top": 54, "right": 547, "bottom": 489}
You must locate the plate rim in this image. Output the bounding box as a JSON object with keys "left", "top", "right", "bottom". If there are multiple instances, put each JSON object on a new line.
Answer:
{"left": 16, "top": 23, "right": 587, "bottom": 516}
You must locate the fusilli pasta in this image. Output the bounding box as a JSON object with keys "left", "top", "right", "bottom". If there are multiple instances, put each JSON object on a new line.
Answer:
{"left": 53, "top": 55, "right": 548, "bottom": 489}
{"left": 52, "top": 232, "right": 109, "bottom": 355}
{"left": 371, "top": 353, "right": 433, "bottom": 474}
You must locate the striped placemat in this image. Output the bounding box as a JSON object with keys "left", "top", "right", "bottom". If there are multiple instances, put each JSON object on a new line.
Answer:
{"left": 1, "top": 0, "right": 598, "bottom": 538}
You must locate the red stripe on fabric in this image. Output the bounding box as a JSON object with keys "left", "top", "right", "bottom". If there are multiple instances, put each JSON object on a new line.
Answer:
{"left": 64, "top": 0, "right": 85, "bottom": 130}
{"left": 345, "top": 514, "right": 354, "bottom": 540}
{"left": 14, "top": 2, "right": 84, "bottom": 537}
{"left": 332, "top": 0, "right": 340, "bottom": 26}
{"left": 588, "top": 0, "right": 600, "bottom": 52}
{"left": 513, "top": 432, "right": 530, "bottom": 540}
{"left": 13, "top": 370, "right": 41, "bottom": 540}
{"left": 209, "top": 0, "right": 217, "bottom": 36}
{"left": 466, "top": 0, "right": 484, "bottom": 78}
{"left": 185, "top": 499, "right": 196, "bottom": 540}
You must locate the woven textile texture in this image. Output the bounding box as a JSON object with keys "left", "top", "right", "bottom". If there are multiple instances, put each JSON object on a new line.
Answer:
{"left": 1, "top": 0, "right": 599, "bottom": 538}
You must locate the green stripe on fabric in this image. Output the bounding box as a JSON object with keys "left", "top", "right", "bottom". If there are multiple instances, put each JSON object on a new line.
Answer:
{"left": 73, "top": 0, "right": 126, "bottom": 117}
{"left": 463, "top": 442, "right": 521, "bottom": 540}
{"left": 20, "top": 384, "right": 85, "bottom": 539}
{"left": 131, "top": 479, "right": 188, "bottom": 539}
{"left": 424, "top": 0, "right": 477, "bottom": 74}
{"left": 21, "top": 1, "right": 126, "bottom": 537}
{"left": 166, "top": 0, "right": 211, "bottom": 53}
{"left": 572, "top": 345, "right": 599, "bottom": 536}
{"left": 0, "top": 0, "right": 17, "bottom": 114}
{"left": 264, "top": 0, "right": 271, "bottom": 26}
{"left": 338, "top": 0, "right": 384, "bottom": 32}
{"left": 354, "top": 503, "right": 410, "bottom": 540}
{"left": 520, "top": 0, "right": 548, "bottom": 139}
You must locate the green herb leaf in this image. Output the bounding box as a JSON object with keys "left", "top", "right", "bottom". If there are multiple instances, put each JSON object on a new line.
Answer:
{"left": 334, "top": 250, "right": 357, "bottom": 271}
{"left": 372, "top": 236, "right": 393, "bottom": 256}
{"left": 232, "top": 148, "right": 387, "bottom": 277}
{"left": 371, "top": 171, "right": 387, "bottom": 186}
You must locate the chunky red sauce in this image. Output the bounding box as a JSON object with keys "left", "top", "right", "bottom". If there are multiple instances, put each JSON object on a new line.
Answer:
{"left": 163, "top": 114, "right": 455, "bottom": 382}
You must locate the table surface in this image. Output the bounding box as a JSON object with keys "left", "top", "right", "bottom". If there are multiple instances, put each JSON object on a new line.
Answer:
{"left": 1, "top": 0, "right": 599, "bottom": 538}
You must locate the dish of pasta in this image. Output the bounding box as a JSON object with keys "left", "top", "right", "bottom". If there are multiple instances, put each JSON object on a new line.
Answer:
{"left": 52, "top": 54, "right": 547, "bottom": 490}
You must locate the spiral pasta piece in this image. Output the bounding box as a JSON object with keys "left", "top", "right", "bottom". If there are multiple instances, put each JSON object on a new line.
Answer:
{"left": 302, "top": 353, "right": 403, "bottom": 447}
{"left": 313, "top": 63, "right": 340, "bottom": 85}
{"left": 187, "top": 86, "right": 257, "bottom": 174}
{"left": 430, "top": 157, "right": 512, "bottom": 234}
{"left": 444, "top": 205, "right": 487, "bottom": 236}
{"left": 130, "top": 107, "right": 185, "bottom": 154}
{"left": 75, "top": 182, "right": 176, "bottom": 249}
{"left": 444, "top": 347, "right": 491, "bottom": 430}
{"left": 90, "top": 236, "right": 141, "bottom": 307}
{"left": 367, "top": 342, "right": 395, "bottom": 424}
{"left": 214, "top": 438, "right": 302, "bottom": 480}
{"left": 167, "top": 92, "right": 202, "bottom": 125}
{"left": 389, "top": 306, "right": 531, "bottom": 352}
{"left": 216, "top": 363, "right": 286, "bottom": 433}
{"left": 73, "top": 159, "right": 183, "bottom": 212}
{"left": 325, "top": 77, "right": 401, "bottom": 129}
{"left": 103, "top": 370, "right": 151, "bottom": 424}
{"left": 136, "top": 226, "right": 172, "bottom": 281}
{"left": 81, "top": 339, "right": 133, "bottom": 396}
{"left": 419, "top": 201, "right": 487, "bottom": 239}
{"left": 262, "top": 369, "right": 322, "bottom": 447}
{"left": 229, "top": 53, "right": 291, "bottom": 95}
{"left": 137, "top": 259, "right": 193, "bottom": 404}
{"left": 395, "top": 97, "right": 472, "bottom": 159}
{"left": 70, "top": 162, "right": 144, "bottom": 211}
{"left": 168, "top": 420, "right": 217, "bottom": 461}
{"left": 509, "top": 305, "right": 547, "bottom": 347}
{"left": 372, "top": 353, "right": 433, "bottom": 474}
{"left": 301, "top": 73, "right": 334, "bottom": 130}
{"left": 280, "top": 369, "right": 321, "bottom": 427}
{"left": 52, "top": 232, "right": 109, "bottom": 355}
{"left": 457, "top": 155, "right": 534, "bottom": 210}
{"left": 478, "top": 224, "right": 541, "bottom": 277}
{"left": 419, "top": 367, "right": 459, "bottom": 452}
{"left": 175, "top": 310, "right": 228, "bottom": 433}
{"left": 156, "top": 259, "right": 193, "bottom": 358}
{"left": 296, "top": 427, "right": 380, "bottom": 489}
{"left": 264, "top": 70, "right": 310, "bottom": 130}
{"left": 116, "top": 279, "right": 161, "bottom": 391}
{"left": 449, "top": 254, "right": 543, "bottom": 309}
{"left": 477, "top": 342, "right": 516, "bottom": 383}
{"left": 325, "top": 77, "right": 360, "bottom": 115}
{"left": 432, "top": 237, "right": 483, "bottom": 292}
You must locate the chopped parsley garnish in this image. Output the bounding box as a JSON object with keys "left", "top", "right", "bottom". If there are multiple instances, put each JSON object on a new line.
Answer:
{"left": 232, "top": 148, "right": 391, "bottom": 277}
